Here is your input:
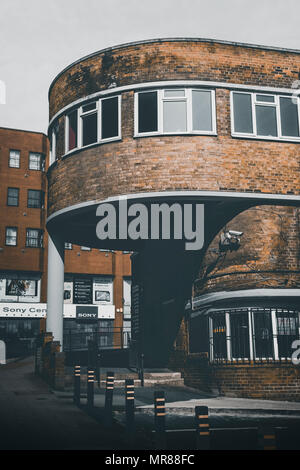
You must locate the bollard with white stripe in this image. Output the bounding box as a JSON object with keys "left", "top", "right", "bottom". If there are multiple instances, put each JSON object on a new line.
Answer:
{"left": 73, "top": 365, "right": 81, "bottom": 406}
{"left": 154, "top": 391, "right": 167, "bottom": 449}
{"left": 105, "top": 371, "right": 115, "bottom": 423}
{"left": 125, "top": 378, "right": 135, "bottom": 432}
{"left": 195, "top": 406, "right": 210, "bottom": 450}
{"left": 87, "top": 368, "right": 95, "bottom": 410}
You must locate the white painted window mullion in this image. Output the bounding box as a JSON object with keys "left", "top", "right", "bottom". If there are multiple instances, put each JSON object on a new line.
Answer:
{"left": 271, "top": 308, "right": 279, "bottom": 360}
{"left": 225, "top": 311, "right": 231, "bottom": 361}
{"left": 248, "top": 308, "right": 254, "bottom": 361}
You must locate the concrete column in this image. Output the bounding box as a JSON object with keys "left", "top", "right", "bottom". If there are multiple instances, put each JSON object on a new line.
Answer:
{"left": 46, "top": 233, "right": 64, "bottom": 349}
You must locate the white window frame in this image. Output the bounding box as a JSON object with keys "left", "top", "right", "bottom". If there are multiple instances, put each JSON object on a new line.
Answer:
{"left": 99, "top": 95, "right": 122, "bottom": 142}
{"left": 134, "top": 88, "right": 217, "bottom": 137}
{"left": 50, "top": 128, "right": 56, "bottom": 165}
{"left": 64, "top": 95, "right": 121, "bottom": 155}
{"left": 5, "top": 227, "right": 17, "bottom": 246}
{"left": 231, "top": 90, "right": 300, "bottom": 142}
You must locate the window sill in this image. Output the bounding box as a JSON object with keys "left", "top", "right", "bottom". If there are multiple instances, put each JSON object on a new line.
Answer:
{"left": 134, "top": 132, "right": 217, "bottom": 139}
{"left": 231, "top": 133, "right": 300, "bottom": 144}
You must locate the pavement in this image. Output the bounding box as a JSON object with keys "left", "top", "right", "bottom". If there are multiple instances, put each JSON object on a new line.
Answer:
{"left": 1, "top": 356, "right": 300, "bottom": 450}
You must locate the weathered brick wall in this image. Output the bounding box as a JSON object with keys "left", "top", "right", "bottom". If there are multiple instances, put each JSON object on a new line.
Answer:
{"left": 194, "top": 205, "right": 300, "bottom": 294}
{"left": 47, "top": 40, "right": 300, "bottom": 218}
{"left": 177, "top": 354, "right": 300, "bottom": 401}
{"left": 49, "top": 39, "right": 300, "bottom": 118}
{"left": 210, "top": 362, "right": 300, "bottom": 401}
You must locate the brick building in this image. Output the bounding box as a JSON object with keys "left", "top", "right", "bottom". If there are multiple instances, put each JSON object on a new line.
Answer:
{"left": 7, "top": 37, "right": 298, "bottom": 398}
{"left": 0, "top": 127, "right": 132, "bottom": 358}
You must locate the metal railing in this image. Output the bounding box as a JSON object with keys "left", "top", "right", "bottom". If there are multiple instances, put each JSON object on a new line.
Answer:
{"left": 209, "top": 308, "right": 300, "bottom": 364}
{"left": 63, "top": 328, "right": 131, "bottom": 352}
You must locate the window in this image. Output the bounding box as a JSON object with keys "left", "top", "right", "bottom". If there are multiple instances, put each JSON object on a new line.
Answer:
{"left": 135, "top": 88, "right": 216, "bottom": 136}
{"left": 65, "top": 96, "right": 121, "bottom": 153}
{"left": 9, "top": 150, "right": 20, "bottom": 168}
{"left": 5, "top": 227, "right": 17, "bottom": 246}
{"left": 205, "top": 308, "right": 300, "bottom": 362}
{"left": 101, "top": 96, "right": 119, "bottom": 140}
{"left": 27, "top": 190, "right": 43, "bottom": 208}
{"left": 138, "top": 91, "right": 158, "bottom": 133}
{"left": 81, "top": 246, "right": 91, "bottom": 251}
{"left": 81, "top": 102, "right": 98, "bottom": 146}
{"left": 25, "top": 228, "right": 43, "bottom": 248}
{"left": 7, "top": 188, "right": 19, "bottom": 206}
{"left": 276, "top": 310, "right": 299, "bottom": 358}
{"left": 231, "top": 91, "right": 300, "bottom": 140}
{"left": 230, "top": 311, "right": 250, "bottom": 359}
{"left": 67, "top": 109, "right": 78, "bottom": 151}
{"left": 64, "top": 243, "right": 73, "bottom": 250}
{"left": 50, "top": 127, "right": 57, "bottom": 165}
{"left": 29, "top": 152, "right": 45, "bottom": 171}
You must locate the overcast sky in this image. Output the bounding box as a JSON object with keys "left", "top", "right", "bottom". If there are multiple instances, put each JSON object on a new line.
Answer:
{"left": 0, "top": 0, "right": 299, "bottom": 134}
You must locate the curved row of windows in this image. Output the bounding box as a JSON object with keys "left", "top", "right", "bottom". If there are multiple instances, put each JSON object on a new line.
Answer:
{"left": 49, "top": 86, "right": 300, "bottom": 165}
{"left": 190, "top": 307, "right": 300, "bottom": 362}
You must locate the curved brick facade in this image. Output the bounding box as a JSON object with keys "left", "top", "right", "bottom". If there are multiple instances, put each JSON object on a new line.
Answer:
{"left": 195, "top": 205, "right": 300, "bottom": 294}
{"left": 47, "top": 39, "right": 300, "bottom": 218}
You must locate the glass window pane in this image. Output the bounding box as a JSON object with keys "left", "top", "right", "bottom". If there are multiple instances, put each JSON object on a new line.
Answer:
{"left": 256, "top": 94, "right": 275, "bottom": 103}
{"left": 212, "top": 314, "right": 227, "bottom": 360}
{"left": 253, "top": 311, "right": 273, "bottom": 358}
{"left": 82, "top": 102, "right": 96, "bottom": 113}
{"left": 280, "top": 97, "right": 300, "bottom": 137}
{"left": 164, "top": 89, "right": 185, "bottom": 97}
{"left": 6, "top": 227, "right": 17, "bottom": 246}
{"left": 163, "top": 100, "right": 187, "bottom": 132}
{"left": 29, "top": 153, "right": 41, "bottom": 170}
{"left": 256, "top": 105, "right": 278, "bottom": 136}
{"left": 192, "top": 90, "right": 212, "bottom": 131}
{"left": 276, "top": 311, "right": 299, "bottom": 358}
{"left": 232, "top": 93, "right": 253, "bottom": 134}
{"left": 7, "top": 188, "right": 19, "bottom": 206}
{"left": 26, "top": 229, "right": 42, "bottom": 248}
{"left": 230, "top": 311, "right": 250, "bottom": 359}
{"left": 101, "top": 97, "right": 118, "bottom": 139}
{"left": 68, "top": 110, "right": 78, "bottom": 150}
{"left": 82, "top": 112, "right": 98, "bottom": 146}
{"left": 138, "top": 92, "right": 158, "bottom": 133}
{"left": 9, "top": 150, "right": 20, "bottom": 168}
{"left": 28, "top": 190, "right": 42, "bottom": 208}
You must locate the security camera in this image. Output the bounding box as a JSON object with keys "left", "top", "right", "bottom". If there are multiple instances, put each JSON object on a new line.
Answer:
{"left": 219, "top": 229, "right": 243, "bottom": 252}
{"left": 228, "top": 230, "right": 243, "bottom": 237}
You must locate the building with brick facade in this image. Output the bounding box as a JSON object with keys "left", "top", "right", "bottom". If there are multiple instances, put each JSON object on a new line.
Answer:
{"left": 0, "top": 127, "right": 132, "bottom": 358}
{"left": 45, "top": 38, "right": 299, "bottom": 398}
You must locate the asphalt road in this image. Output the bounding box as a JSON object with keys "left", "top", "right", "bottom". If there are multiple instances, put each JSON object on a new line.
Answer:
{"left": 1, "top": 357, "right": 300, "bottom": 451}
{"left": 0, "top": 357, "right": 128, "bottom": 450}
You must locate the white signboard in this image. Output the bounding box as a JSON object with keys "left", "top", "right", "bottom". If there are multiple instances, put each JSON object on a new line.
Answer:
{"left": 0, "top": 279, "right": 40, "bottom": 303}
{"left": 64, "top": 281, "right": 73, "bottom": 304}
{"left": 0, "top": 303, "right": 115, "bottom": 319}
{"left": 93, "top": 277, "right": 113, "bottom": 305}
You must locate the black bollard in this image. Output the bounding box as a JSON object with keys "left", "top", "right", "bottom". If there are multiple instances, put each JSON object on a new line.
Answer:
{"left": 73, "top": 365, "right": 81, "bottom": 406}
{"left": 125, "top": 378, "right": 135, "bottom": 432}
{"left": 87, "top": 368, "right": 95, "bottom": 410}
{"left": 105, "top": 371, "right": 115, "bottom": 423}
{"left": 258, "top": 426, "right": 277, "bottom": 450}
{"left": 154, "top": 391, "right": 166, "bottom": 449}
{"left": 195, "top": 406, "right": 210, "bottom": 450}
